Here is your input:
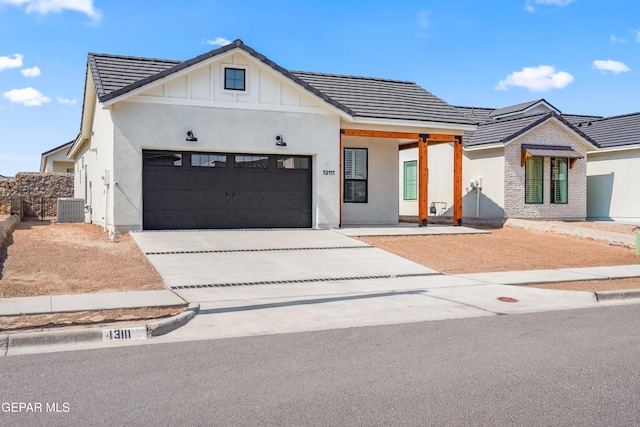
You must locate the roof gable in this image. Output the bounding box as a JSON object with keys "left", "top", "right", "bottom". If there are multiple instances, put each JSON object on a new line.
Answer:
{"left": 465, "top": 112, "right": 597, "bottom": 149}
{"left": 86, "top": 39, "right": 473, "bottom": 127}
{"left": 489, "top": 99, "right": 560, "bottom": 119}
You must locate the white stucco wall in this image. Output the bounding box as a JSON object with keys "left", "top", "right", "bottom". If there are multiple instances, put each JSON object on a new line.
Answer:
{"left": 73, "top": 97, "right": 115, "bottom": 229}
{"left": 342, "top": 136, "right": 399, "bottom": 225}
{"left": 463, "top": 147, "right": 505, "bottom": 219}
{"left": 587, "top": 148, "right": 640, "bottom": 222}
{"left": 398, "top": 144, "right": 505, "bottom": 219}
{"left": 43, "top": 150, "right": 73, "bottom": 173}
{"left": 111, "top": 102, "right": 340, "bottom": 232}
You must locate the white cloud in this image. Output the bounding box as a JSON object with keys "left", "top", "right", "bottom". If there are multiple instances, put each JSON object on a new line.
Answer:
{"left": 495, "top": 65, "right": 574, "bottom": 91}
{"left": 57, "top": 96, "right": 76, "bottom": 105}
{"left": 417, "top": 10, "right": 431, "bottom": 28}
{"left": 593, "top": 59, "right": 630, "bottom": 74}
{"left": 610, "top": 34, "right": 627, "bottom": 44}
{"left": 205, "top": 37, "right": 231, "bottom": 47}
{"left": 3, "top": 87, "right": 51, "bottom": 106}
{"left": 525, "top": 0, "right": 574, "bottom": 12}
{"left": 21, "top": 66, "right": 40, "bottom": 77}
{"left": 0, "top": 0, "right": 101, "bottom": 20}
{"left": 0, "top": 53, "right": 24, "bottom": 71}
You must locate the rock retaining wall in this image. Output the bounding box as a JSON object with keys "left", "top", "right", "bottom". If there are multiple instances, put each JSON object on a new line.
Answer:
{"left": 0, "top": 214, "right": 20, "bottom": 248}
{"left": 0, "top": 173, "right": 74, "bottom": 214}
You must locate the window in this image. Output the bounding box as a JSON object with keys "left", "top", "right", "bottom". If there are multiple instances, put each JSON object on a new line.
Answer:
{"left": 525, "top": 156, "right": 543, "bottom": 204}
{"left": 551, "top": 158, "right": 568, "bottom": 204}
{"left": 235, "top": 155, "right": 268, "bottom": 168}
{"left": 66, "top": 168, "right": 74, "bottom": 173}
{"left": 277, "top": 156, "right": 309, "bottom": 169}
{"left": 224, "top": 68, "right": 245, "bottom": 91}
{"left": 403, "top": 160, "right": 417, "bottom": 200}
{"left": 192, "top": 154, "right": 226, "bottom": 168}
{"left": 344, "top": 148, "right": 367, "bottom": 203}
{"left": 144, "top": 152, "right": 182, "bottom": 167}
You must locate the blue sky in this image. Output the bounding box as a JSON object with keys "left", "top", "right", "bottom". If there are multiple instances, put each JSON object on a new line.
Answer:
{"left": 0, "top": 0, "right": 638, "bottom": 175}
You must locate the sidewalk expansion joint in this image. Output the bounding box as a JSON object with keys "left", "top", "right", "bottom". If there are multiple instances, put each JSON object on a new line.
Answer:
{"left": 146, "top": 246, "right": 374, "bottom": 255}
{"left": 171, "top": 273, "right": 442, "bottom": 289}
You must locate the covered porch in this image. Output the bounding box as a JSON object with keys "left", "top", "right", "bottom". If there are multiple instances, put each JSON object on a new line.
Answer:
{"left": 339, "top": 128, "right": 464, "bottom": 227}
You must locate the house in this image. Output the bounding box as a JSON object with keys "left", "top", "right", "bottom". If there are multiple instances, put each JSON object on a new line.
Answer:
{"left": 68, "top": 40, "right": 475, "bottom": 233}
{"left": 578, "top": 113, "right": 640, "bottom": 222}
{"left": 400, "top": 99, "right": 640, "bottom": 223}
{"left": 40, "top": 140, "right": 74, "bottom": 173}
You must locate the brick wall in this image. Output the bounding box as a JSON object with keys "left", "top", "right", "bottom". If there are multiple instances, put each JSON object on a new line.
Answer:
{"left": 504, "top": 120, "right": 588, "bottom": 220}
{"left": 0, "top": 172, "right": 74, "bottom": 214}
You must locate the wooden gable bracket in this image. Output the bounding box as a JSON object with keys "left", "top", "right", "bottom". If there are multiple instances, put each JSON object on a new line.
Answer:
{"left": 569, "top": 158, "right": 578, "bottom": 169}
{"left": 521, "top": 147, "right": 532, "bottom": 167}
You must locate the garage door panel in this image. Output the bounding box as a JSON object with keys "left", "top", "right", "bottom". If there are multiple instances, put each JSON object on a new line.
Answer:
{"left": 143, "top": 150, "right": 312, "bottom": 230}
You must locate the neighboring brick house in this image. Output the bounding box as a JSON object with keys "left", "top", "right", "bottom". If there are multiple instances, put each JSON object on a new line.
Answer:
{"left": 400, "top": 100, "right": 599, "bottom": 222}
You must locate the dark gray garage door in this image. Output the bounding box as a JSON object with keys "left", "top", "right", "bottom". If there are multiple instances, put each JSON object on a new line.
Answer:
{"left": 142, "top": 150, "right": 312, "bottom": 230}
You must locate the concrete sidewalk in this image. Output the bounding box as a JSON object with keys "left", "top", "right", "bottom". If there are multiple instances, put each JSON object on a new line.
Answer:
{"left": 0, "top": 290, "right": 185, "bottom": 316}
{"left": 1, "top": 266, "right": 639, "bottom": 317}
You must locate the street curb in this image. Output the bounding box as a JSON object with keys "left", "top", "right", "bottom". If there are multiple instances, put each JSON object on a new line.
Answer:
{"left": 1, "top": 334, "right": 8, "bottom": 356}
{"left": 147, "top": 303, "right": 200, "bottom": 337}
{"left": 595, "top": 289, "right": 640, "bottom": 302}
{"left": 8, "top": 328, "right": 103, "bottom": 349}
{"left": 1, "top": 304, "right": 199, "bottom": 355}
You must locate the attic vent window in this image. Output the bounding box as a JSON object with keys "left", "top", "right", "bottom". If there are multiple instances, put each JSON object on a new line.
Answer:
{"left": 225, "top": 68, "right": 245, "bottom": 91}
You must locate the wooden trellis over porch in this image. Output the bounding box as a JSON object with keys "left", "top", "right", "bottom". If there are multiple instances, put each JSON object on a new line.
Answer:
{"left": 340, "top": 129, "right": 463, "bottom": 226}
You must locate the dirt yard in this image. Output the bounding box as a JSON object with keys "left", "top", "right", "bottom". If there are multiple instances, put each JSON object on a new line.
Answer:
{"left": 0, "top": 221, "right": 165, "bottom": 298}
{"left": 0, "top": 221, "right": 182, "bottom": 333}
{"left": 1, "top": 220, "right": 638, "bottom": 333}
{"left": 358, "top": 226, "right": 640, "bottom": 292}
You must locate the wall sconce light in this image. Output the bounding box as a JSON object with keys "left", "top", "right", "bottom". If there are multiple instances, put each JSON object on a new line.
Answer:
{"left": 186, "top": 131, "right": 198, "bottom": 142}
{"left": 275, "top": 135, "right": 287, "bottom": 147}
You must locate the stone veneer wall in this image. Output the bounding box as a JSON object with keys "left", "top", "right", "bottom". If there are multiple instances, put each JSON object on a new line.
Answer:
{"left": 503, "top": 121, "right": 588, "bottom": 219}
{"left": 0, "top": 173, "right": 74, "bottom": 214}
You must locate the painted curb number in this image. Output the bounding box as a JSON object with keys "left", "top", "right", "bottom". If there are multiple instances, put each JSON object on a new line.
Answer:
{"left": 102, "top": 326, "right": 147, "bottom": 342}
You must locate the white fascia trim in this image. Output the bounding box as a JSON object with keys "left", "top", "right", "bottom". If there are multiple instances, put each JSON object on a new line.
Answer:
{"left": 587, "top": 144, "right": 640, "bottom": 154}
{"left": 351, "top": 116, "right": 476, "bottom": 132}
{"left": 126, "top": 95, "right": 337, "bottom": 116}
{"left": 464, "top": 142, "right": 505, "bottom": 151}
{"left": 101, "top": 49, "right": 352, "bottom": 121}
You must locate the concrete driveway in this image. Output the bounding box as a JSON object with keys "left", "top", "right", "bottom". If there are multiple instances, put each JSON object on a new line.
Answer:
{"left": 132, "top": 229, "right": 439, "bottom": 301}
{"left": 130, "top": 228, "right": 621, "bottom": 342}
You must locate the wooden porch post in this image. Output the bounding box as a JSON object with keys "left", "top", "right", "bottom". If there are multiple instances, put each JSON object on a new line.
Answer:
{"left": 453, "top": 135, "right": 463, "bottom": 226}
{"left": 418, "top": 134, "right": 429, "bottom": 227}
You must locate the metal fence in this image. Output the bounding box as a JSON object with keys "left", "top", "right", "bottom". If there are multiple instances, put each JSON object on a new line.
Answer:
{"left": 11, "top": 196, "right": 58, "bottom": 221}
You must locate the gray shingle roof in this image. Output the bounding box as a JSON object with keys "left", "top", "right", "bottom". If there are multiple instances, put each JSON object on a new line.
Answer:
{"left": 86, "top": 40, "right": 473, "bottom": 126}
{"left": 292, "top": 71, "right": 474, "bottom": 125}
{"left": 88, "top": 53, "right": 179, "bottom": 100}
{"left": 465, "top": 112, "right": 597, "bottom": 148}
{"left": 489, "top": 99, "right": 558, "bottom": 118}
{"left": 454, "top": 106, "right": 495, "bottom": 124}
{"left": 41, "top": 140, "right": 74, "bottom": 156}
{"left": 577, "top": 112, "right": 640, "bottom": 149}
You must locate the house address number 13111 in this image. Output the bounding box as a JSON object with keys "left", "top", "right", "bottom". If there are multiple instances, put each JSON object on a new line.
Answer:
{"left": 323, "top": 170, "right": 335, "bottom": 176}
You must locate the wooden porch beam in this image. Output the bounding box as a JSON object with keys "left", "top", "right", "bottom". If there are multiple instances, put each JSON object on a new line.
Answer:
{"left": 341, "top": 129, "right": 420, "bottom": 139}
{"left": 418, "top": 135, "right": 429, "bottom": 227}
{"left": 453, "top": 136, "right": 463, "bottom": 226}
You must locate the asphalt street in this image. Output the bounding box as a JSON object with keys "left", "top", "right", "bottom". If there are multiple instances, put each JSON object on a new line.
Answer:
{"left": 1, "top": 304, "right": 640, "bottom": 426}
